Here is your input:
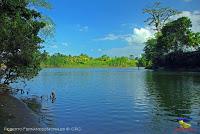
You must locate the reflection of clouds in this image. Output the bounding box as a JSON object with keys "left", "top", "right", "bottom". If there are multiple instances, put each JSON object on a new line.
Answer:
{"left": 125, "top": 70, "right": 150, "bottom": 108}
{"left": 144, "top": 71, "right": 200, "bottom": 122}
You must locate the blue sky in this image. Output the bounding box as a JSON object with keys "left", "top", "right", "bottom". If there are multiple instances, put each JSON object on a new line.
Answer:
{"left": 41, "top": 0, "right": 200, "bottom": 57}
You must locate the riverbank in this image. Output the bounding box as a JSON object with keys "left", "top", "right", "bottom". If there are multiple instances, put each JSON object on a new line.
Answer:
{"left": 0, "top": 92, "right": 46, "bottom": 134}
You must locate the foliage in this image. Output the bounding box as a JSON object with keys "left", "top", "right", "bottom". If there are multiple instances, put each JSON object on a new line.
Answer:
{"left": 39, "top": 15, "right": 55, "bottom": 40}
{"left": 0, "top": 0, "right": 46, "bottom": 84}
{"left": 158, "top": 17, "right": 200, "bottom": 53}
{"left": 143, "top": 17, "right": 200, "bottom": 68}
{"left": 41, "top": 53, "right": 138, "bottom": 68}
{"left": 28, "top": 0, "right": 52, "bottom": 9}
{"left": 28, "top": 0, "right": 55, "bottom": 40}
{"left": 159, "top": 51, "right": 200, "bottom": 68}
{"left": 135, "top": 54, "right": 148, "bottom": 67}
{"left": 144, "top": 37, "right": 158, "bottom": 66}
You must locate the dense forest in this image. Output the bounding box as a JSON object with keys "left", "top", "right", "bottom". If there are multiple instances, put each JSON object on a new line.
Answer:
{"left": 41, "top": 53, "right": 146, "bottom": 68}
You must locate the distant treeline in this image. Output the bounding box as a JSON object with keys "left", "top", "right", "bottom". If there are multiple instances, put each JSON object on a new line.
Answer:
{"left": 41, "top": 53, "right": 145, "bottom": 68}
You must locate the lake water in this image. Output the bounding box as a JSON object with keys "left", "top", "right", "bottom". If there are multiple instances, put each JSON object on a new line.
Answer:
{"left": 13, "top": 68, "right": 200, "bottom": 134}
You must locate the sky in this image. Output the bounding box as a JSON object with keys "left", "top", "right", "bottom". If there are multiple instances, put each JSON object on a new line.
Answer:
{"left": 41, "top": 0, "right": 200, "bottom": 57}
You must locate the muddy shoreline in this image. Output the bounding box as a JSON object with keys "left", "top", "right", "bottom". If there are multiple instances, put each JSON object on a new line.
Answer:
{"left": 0, "top": 92, "right": 47, "bottom": 134}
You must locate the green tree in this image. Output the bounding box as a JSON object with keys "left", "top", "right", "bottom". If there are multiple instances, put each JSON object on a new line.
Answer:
{"left": 0, "top": 0, "right": 46, "bottom": 84}
{"left": 144, "top": 37, "right": 158, "bottom": 66}
{"left": 157, "top": 17, "right": 200, "bottom": 53}
{"left": 98, "top": 55, "right": 110, "bottom": 61}
{"left": 129, "top": 55, "right": 134, "bottom": 60}
{"left": 144, "top": 17, "right": 200, "bottom": 68}
{"left": 137, "top": 54, "right": 148, "bottom": 67}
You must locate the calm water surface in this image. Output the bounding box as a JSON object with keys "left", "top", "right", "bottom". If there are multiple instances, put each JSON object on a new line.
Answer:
{"left": 14, "top": 68, "right": 200, "bottom": 134}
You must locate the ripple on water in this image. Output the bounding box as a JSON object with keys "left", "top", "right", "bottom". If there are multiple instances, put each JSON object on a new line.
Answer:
{"left": 12, "top": 68, "right": 200, "bottom": 134}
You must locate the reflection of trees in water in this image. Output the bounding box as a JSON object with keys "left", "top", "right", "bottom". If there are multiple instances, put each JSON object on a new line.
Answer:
{"left": 145, "top": 71, "right": 200, "bottom": 117}
{"left": 143, "top": 71, "right": 200, "bottom": 133}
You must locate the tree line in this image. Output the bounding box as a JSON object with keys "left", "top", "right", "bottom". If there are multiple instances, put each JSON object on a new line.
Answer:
{"left": 41, "top": 53, "right": 146, "bottom": 68}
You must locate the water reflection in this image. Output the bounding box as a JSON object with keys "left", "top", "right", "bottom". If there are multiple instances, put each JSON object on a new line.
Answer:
{"left": 145, "top": 71, "right": 200, "bottom": 132}
{"left": 10, "top": 68, "right": 200, "bottom": 134}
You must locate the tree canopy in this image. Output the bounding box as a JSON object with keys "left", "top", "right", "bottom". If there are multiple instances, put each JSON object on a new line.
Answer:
{"left": 0, "top": 0, "right": 47, "bottom": 84}
{"left": 144, "top": 16, "right": 200, "bottom": 68}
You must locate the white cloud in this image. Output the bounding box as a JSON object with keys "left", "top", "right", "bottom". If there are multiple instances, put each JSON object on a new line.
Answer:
{"left": 62, "top": 42, "right": 69, "bottom": 47}
{"left": 51, "top": 45, "right": 58, "bottom": 48}
{"left": 96, "top": 26, "right": 154, "bottom": 57}
{"left": 77, "top": 24, "right": 89, "bottom": 32}
{"left": 98, "top": 48, "right": 102, "bottom": 52}
{"left": 49, "top": 42, "right": 69, "bottom": 49}
{"left": 172, "top": 10, "right": 200, "bottom": 32}
{"left": 97, "top": 27, "right": 154, "bottom": 45}
{"left": 121, "top": 23, "right": 137, "bottom": 28}
{"left": 79, "top": 26, "right": 88, "bottom": 32}
{"left": 125, "top": 27, "right": 154, "bottom": 45}
{"left": 97, "top": 34, "right": 127, "bottom": 41}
